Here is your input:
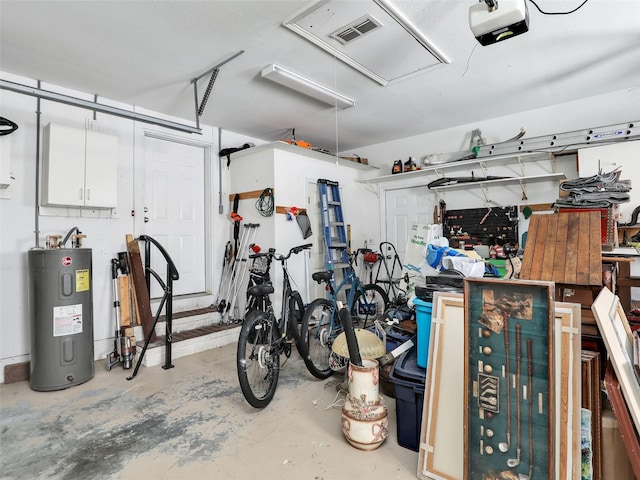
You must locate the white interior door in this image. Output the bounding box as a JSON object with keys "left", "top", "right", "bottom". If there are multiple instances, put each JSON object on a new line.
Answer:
{"left": 384, "top": 186, "right": 434, "bottom": 262}
{"left": 144, "top": 135, "right": 206, "bottom": 298}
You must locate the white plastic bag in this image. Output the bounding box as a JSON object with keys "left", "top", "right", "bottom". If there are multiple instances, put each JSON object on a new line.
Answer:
{"left": 441, "top": 256, "right": 485, "bottom": 278}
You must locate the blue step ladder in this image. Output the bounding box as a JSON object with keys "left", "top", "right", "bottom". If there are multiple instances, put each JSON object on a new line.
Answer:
{"left": 317, "top": 179, "right": 351, "bottom": 281}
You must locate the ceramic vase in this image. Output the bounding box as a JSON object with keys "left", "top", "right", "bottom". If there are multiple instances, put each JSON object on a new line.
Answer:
{"left": 341, "top": 358, "right": 388, "bottom": 451}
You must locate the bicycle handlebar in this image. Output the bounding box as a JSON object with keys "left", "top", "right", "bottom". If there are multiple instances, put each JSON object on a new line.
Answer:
{"left": 248, "top": 248, "right": 276, "bottom": 260}
{"left": 249, "top": 244, "right": 311, "bottom": 262}
{"left": 334, "top": 247, "right": 373, "bottom": 267}
{"left": 276, "top": 243, "right": 312, "bottom": 261}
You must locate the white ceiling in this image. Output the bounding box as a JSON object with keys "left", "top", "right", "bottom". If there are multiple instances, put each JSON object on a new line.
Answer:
{"left": 1, "top": 0, "right": 639, "bottom": 152}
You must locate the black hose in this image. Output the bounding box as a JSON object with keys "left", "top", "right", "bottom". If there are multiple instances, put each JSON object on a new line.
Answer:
{"left": 338, "top": 307, "right": 362, "bottom": 367}
{"left": 0, "top": 117, "right": 18, "bottom": 136}
{"left": 61, "top": 226, "right": 80, "bottom": 247}
{"left": 619, "top": 205, "right": 640, "bottom": 226}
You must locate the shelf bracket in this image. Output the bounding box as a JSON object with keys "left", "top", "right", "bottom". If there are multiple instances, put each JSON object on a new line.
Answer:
{"left": 519, "top": 178, "right": 529, "bottom": 201}
{"left": 516, "top": 156, "right": 526, "bottom": 176}
{"left": 361, "top": 182, "right": 379, "bottom": 196}
{"left": 480, "top": 183, "right": 490, "bottom": 204}
{"left": 478, "top": 161, "right": 489, "bottom": 177}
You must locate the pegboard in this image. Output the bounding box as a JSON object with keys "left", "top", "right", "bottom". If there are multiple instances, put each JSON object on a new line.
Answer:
{"left": 444, "top": 206, "right": 518, "bottom": 247}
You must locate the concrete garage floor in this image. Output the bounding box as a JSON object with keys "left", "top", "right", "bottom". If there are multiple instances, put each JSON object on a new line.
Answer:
{"left": 0, "top": 342, "right": 419, "bottom": 479}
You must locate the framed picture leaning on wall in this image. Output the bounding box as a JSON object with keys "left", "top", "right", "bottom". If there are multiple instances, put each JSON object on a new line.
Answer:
{"left": 464, "top": 278, "right": 555, "bottom": 480}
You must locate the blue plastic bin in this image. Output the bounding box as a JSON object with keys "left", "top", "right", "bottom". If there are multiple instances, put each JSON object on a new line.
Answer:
{"left": 367, "top": 325, "right": 412, "bottom": 353}
{"left": 388, "top": 346, "right": 426, "bottom": 451}
{"left": 386, "top": 326, "right": 413, "bottom": 352}
{"left": 413, "top": 298, "right": 433, "bottom": 368}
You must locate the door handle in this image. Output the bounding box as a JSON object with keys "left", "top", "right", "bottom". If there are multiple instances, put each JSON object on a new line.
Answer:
{"left": 144, "top": 217, "right": 149, "bottom": 223}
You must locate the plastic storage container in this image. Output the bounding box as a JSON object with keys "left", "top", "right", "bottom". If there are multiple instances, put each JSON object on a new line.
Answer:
{"left": 367, "top": 324, "right": 413, "bottom": 353}
{"left": 388, "top": 346, "right": 426, "bottom": 451}
{"left": 385, "top": 326, "right": 413, "bottom": 352}
{"left": 413, "top": 298, "right": 433, "bottom": 368}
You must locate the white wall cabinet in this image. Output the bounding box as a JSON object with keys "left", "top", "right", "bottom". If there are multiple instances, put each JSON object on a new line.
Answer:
{"left": 42, "top": 122, "right": 118, "bottom": 208}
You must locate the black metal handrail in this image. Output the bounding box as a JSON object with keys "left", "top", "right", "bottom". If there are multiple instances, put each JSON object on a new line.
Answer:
{"left": 127, "top": 235, "right": 180, "bottom": 380}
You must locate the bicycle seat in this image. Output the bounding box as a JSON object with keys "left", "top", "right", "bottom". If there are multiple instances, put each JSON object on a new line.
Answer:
{"left": 312, "top": 271, "right": 333, "bottom": 283}
{"left": 247, "top": 283, "right": 275, "bottom": 297}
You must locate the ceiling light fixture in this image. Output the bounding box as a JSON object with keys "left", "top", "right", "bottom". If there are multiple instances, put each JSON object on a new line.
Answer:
{"left": 261, "top": 64, "right": 355, "bottom": 109}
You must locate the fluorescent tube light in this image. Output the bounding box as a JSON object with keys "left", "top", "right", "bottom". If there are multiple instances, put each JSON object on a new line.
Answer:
{"left": 261, "top": 64, "right": 355, "bottom": 109}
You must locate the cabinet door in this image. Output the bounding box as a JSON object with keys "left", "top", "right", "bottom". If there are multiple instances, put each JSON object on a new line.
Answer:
{"left": 42, "top": 123, "right": 86, "bottom": 206}
{"left": 84, "top": 130, "right": 118, "bottom": 208}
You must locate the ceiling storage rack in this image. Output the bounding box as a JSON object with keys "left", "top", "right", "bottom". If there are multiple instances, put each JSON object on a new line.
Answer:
{"left": 361, "top": 151, "right": 565, "bottom": 202}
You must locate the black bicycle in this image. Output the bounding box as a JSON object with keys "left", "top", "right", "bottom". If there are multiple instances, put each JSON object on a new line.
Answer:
{"left": 236, "top": 243, "right": 312, "bottom": 408}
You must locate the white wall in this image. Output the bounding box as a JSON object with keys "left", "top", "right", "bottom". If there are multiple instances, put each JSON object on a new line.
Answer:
{"left": 0, "top": 72, "right": 265, "bottom": 382}
{"left": 351, "top": 88, "right": 639, "bottom": 243}
{"left": 2, "top": 72, "right": 638, "bottom": 383}
{"left": 228, "top": 144, "right": 379, "bottom": 310}
{"left": 351, "top": 88, "right": 640, "bottom": 171}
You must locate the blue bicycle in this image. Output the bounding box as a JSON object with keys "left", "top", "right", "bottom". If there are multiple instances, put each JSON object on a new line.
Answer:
{"left": 300, "top": 249, "right": 389, "bottom": 379}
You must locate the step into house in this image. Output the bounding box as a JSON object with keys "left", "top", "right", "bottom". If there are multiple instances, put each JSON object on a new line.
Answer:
{"left": 134, "top": 306, "right": 241, "bottom": 368}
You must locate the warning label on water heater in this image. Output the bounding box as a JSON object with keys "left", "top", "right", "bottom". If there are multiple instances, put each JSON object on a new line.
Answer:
{"left": 76, "top": 269, "right": 90, "bottom": 292}
{"left": 53, "top": 304, "right": 83, "bottom": 337}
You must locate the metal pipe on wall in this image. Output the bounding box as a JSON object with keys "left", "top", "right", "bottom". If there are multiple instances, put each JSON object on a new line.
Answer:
{"left": 34, "top": 81, "right": 41, "bottom": 248}
{"left": 1, "top": 79, "right": 201, "bottom": 135}
{"left": 218, "top": 127, "right": 223, "bottom": 214}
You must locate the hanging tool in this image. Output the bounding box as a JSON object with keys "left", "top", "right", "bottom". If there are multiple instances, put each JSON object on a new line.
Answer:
{"left": 232, "top": 194, "right": 241, "bottom": 254}
{"left": 255, "top": 188, "right": 274, "bottom": 217}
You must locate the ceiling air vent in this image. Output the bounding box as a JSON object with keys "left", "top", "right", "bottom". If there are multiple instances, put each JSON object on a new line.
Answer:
{"left": 331, "top": 15, "right": 382, "bottom": 45}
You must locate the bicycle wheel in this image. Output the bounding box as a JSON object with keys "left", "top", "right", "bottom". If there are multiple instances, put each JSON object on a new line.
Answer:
{"left": 236, "top": 310, "right": 280, "bottom": 408}
{"left": 351, "top": 284, "right": 389, "bottom": 328}
{"left": 300, "top": 298, "right": 334, "bottom": 379}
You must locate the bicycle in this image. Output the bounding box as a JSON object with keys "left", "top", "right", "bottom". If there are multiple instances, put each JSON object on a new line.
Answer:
{"left": 300, "top": 248, "right": 389, "bottom": 379}
{"left": 375, "top": 241, "right": 410, "bottom": 307}
{"left": 236, "top": 243, "right": 312, "bottom": 408}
